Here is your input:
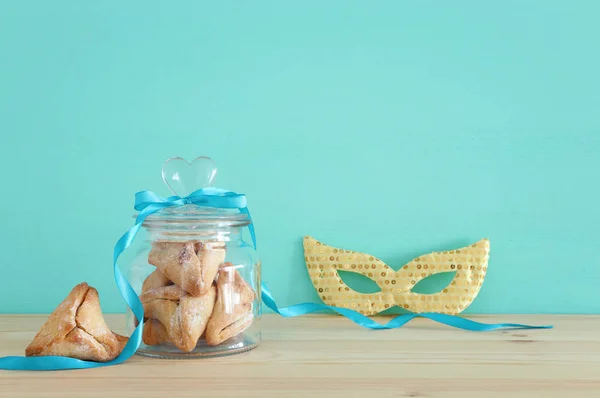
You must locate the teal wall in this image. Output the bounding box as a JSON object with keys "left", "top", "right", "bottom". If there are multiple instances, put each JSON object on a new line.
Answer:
{"left": 1, "top": 1, "right": 598, "bottom": 314}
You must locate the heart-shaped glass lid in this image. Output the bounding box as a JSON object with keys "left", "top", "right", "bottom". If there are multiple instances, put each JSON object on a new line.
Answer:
{"left": 139, "top": 156, "right": 250, "bottom": 226}
{"left": 162, "top": 156, "right": 218, "bottom": 197}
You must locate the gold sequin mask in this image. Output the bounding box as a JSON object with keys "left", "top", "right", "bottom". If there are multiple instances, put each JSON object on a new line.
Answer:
{"left": 303, "top": 236, "right": 490, "bottom": 315}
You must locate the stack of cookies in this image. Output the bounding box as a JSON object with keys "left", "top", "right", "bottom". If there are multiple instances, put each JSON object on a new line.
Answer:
{"left": 141, "top": 240, "right": 255, "bottom": 352}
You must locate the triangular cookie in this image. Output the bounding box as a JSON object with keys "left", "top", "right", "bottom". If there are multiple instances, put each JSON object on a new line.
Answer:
{"left": 142, "top": 285, "right": 217, "bottom": 352}
{"left": 148, "top": 241, "right": 225, "bottom": 296}
{"left": 25, "top": 283, "right": 127, "bottom": 362}
{"left": 205, "top": 266, "right": 255, "bottom": 346}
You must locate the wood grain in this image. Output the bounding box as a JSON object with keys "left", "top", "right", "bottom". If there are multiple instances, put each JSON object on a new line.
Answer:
{"left": 1, "top": 314, "right": 599, "bottom": 397}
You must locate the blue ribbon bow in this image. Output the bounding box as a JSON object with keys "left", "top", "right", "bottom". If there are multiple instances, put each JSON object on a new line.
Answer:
{"left": 0, "top": 188, "right": 551, "bottom": 371}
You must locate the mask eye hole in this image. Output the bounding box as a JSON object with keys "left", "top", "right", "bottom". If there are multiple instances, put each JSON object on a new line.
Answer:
{"left": 337, "top": 270, "right": 382, "bottom": 293}
{"left": 410, "top": 272, "right": 456, "bottom": 294}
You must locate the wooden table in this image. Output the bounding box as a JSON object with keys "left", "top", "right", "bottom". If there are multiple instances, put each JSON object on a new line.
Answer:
{"left": 0, "top": 314, "right": 599, "bottom": 397}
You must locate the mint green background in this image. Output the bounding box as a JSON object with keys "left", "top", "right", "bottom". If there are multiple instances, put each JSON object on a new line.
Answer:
{"left": 1, "top": 1, "right": 598, "bottom": 314}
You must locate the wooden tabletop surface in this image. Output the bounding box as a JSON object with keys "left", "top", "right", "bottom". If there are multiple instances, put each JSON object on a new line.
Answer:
{"left": 0, "top": 314, "right": 599, "bottom": 397}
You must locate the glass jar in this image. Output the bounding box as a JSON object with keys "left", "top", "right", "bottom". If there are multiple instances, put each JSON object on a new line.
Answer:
{"left": 125, "top": 203, "right": 261, "bottom": 358}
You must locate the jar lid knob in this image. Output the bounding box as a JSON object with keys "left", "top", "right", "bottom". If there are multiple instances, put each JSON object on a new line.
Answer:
{"left": 161, "top": 156, "right": 218, "bottom": 197}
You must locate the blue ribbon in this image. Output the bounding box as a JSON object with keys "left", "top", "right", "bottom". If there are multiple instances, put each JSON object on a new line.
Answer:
{"left": 261, "top": 284, "right": 552, "bottom": 331}
{"left": 0, "top": 188, "right": 551, "bottom": 371}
